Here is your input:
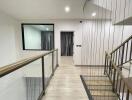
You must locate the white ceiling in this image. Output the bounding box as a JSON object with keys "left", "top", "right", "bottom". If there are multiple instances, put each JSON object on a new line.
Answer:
{"left": 84, "top": 1, "right": 111, "bottom": 19}
{"left": 0, "top": 0, "right": 111, "bottom": 20}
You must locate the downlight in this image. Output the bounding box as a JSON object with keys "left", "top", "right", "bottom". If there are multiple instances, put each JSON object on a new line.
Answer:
{"left": 65, "top": 6, "right": 70, "bottom": 13}
{"left": 92, "top": 12, "right": 96, "bottom": 17}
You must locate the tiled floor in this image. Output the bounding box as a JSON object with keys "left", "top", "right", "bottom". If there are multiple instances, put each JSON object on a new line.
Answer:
{"left": 42, "top": 57, "right": 88, "bottom": 100}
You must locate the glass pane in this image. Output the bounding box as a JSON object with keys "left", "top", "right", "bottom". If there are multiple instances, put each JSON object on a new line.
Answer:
{"left": 22, "top": 24, "right": 54, "bottom": 50}
{"left": 44, "top": 53, "right": 52, "bottom": 88}
{"left": 0, "top": 58, "right": 42, "bottom": 100}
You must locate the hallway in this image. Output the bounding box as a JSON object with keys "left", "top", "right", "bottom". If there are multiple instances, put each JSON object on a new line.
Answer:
{"left": 0, "top": 0, "right": 132, "bottom": 100}
{"left": 42, "top": 65, "right": 88, "bottom": 100}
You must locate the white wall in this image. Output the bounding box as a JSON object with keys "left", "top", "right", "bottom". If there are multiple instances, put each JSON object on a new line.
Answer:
{"left": 0, "top": 11, "right": 27, "bottom": 100}
{"left": 14, "top": 19, "right": 87, "bottom": 65}
{"left": 81, "top": 20, "right": 112, "bottom": 65}
{"left": 0, "top": 11, "right": 17, "bottom": 67}
{"left": 16, "top": 19, "right": 109, "bottom": 65}
{"left": 17, "top": 20, "right": 81, "bottom": 64}
{"left": 81, "top": 20, "right": 132, "bottom": 65}
{"left": 16, "top": 19, "right": 132, "bottom": 66}
{"left": 86, "top": 0, "right": 132, "bottom": 66}
{"left": 112, "top": 0, "right": 132, "bottom": 24}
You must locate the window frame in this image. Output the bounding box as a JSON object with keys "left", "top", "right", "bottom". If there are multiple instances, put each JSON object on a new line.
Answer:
{"left": 21, "top": 23, "right": 55, "bottom": 51}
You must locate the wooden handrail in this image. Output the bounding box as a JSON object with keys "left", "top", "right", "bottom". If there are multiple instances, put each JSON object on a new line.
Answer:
{"left": 0, "top": 49, "right": 58, "bottom": 77}
{"left": 106, "top": 52, "right": 132, "bottom": 94}
{"left": 111, "top": 34, "right": 132, "bottom": 54}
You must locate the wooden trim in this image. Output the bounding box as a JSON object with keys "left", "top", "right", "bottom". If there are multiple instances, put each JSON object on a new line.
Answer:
{"left": 0, "top": 49, "right": 58, "bottom": 77}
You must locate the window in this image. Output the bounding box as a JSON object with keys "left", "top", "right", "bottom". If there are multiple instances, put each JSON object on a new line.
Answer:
{"left": 21, "top": 24, "right": 54, "bottom": 50}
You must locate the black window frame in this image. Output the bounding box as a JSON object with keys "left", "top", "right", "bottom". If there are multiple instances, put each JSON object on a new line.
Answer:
{"left": 21, "top": 23, "right": 55, "bottom": 51}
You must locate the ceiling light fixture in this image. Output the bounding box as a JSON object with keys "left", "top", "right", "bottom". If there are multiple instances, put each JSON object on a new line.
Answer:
{"left": 92, "top": 12, "right": 96, "bottom": 17}
{"left": 65, "top": 6, "right": 70, "bottom": 13}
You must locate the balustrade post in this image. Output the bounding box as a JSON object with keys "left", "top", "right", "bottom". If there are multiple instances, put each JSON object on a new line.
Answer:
{"left": 121, "top": 45, "right": 125, "bottom": 66}
{"left": 56, "top": 49, "right": 59, "bottom": 67}
{"left": 104, "top": 53, "right": 107, "bottom": 75}
{"left": 112, "top": 68, "right": 116, "bottom": 92}
{"left": 52, "top": 52, "right": 54, "bottom": 75}
{"left": 41, "top": 56, "right": 45, "bottom": 95}
{"left": 126, "top": 90, "right": 129, "bottom": 100}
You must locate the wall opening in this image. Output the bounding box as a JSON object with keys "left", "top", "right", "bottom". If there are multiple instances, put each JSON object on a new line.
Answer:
{"left": 60, "top": 31, "right": 74, "bottom": 56}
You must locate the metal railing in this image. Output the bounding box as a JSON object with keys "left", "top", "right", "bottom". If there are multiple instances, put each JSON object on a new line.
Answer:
{"left": 104, "top": 52, "right": 132, "bottom": 100}
{"left": 104, "top": 35, "right": 132, "bottom": 99}
{"left": 111, "top": 35, "right": 132, "bottom": 67}
{"left": 0, "top": 49, "right": 59, "bottom": 100}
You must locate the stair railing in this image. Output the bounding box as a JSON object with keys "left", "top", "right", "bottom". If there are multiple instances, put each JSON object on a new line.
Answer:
{"left": 104, "top": 52, "right": 132, "bottom": 100}
{"left": 111, "top": 35, "right": 132, "bottom": 68}
{"left": 104, "top": 35, "right": 132, "bottom": 99}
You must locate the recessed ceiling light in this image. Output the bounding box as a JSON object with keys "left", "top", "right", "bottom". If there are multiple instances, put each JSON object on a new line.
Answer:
{"left": 46, "top": 28, "right": 49, "bottom": 31}
{"left": 92, "top": 12, "right": 96, "bottom": 17}
{"left": 65, "top": 6, "right": 70, "bottom": 13}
